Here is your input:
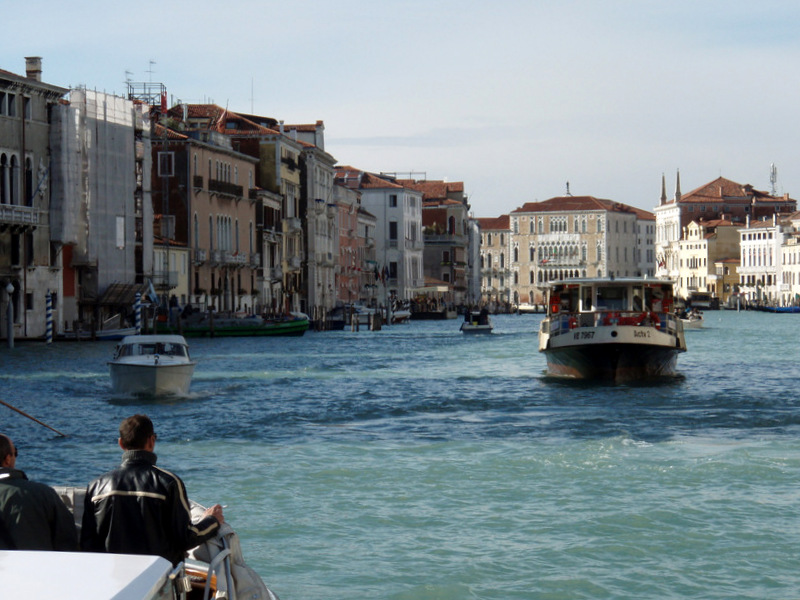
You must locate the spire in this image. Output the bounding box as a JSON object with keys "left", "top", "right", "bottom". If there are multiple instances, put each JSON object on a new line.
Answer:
{"left": 660, "top": 173, "right": 667, "bottom": 205}
{"left": 675, "top": 169, "right": 682, "bottom": 203}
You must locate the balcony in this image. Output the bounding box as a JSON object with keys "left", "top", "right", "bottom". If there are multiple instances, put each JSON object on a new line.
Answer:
{"left": 152, "top": 271, "right": 179, "bottom": 289}
{"left": 192, "top": 248, "right": 207, "bottom": 265}
{"left": 270, "top": 266, "right": 282, "bottom": 281}
{"left": 0, "top": 204, "right": 39, "bottom": 232}
{"left": 193, "top": 175, "right": 204, "bottom": 190}
{"left": 227, "top": 252, "right": 248, "bottom": 267}
{"left": 250, "top": 252, "right": 261, "bottom": 268}
{"left": 282, "top": 217, "right": 302, "bottom": 233}
{"left": 283, "top": 255, "right": 301, "bottom": 271}
{"left": 208, "top": 179, "right": 244, "bottom": 198}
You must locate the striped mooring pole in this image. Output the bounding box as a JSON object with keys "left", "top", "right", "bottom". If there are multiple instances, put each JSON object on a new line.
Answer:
{"left": 135, "top": 292, "right": 142, "bottom": 334}
{"left": 46, "top": 291, "right": 53, "bottom": 344}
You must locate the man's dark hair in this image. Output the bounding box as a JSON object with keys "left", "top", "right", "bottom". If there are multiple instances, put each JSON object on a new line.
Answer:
{"left": 119, "top": 414, "right": 154, "bottom": 450}
{"left": 0, "top": 434, "right": 12, "bottom": 462}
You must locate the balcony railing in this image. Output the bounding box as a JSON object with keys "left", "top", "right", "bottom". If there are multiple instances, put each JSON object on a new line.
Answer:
{"left": 193, "top": 248, "right": 207, "bottom": 265}
{"left": 0, "top": 204, "right": 39, "bottom": 228}
{"left": 152, "top": 271, "right": 179, "bottom": 288}
{"left": 282, "top": 217, "right": 302, "bottom": 233}
{"left": 208, "top": 179, "right": 244, "bottom": 198}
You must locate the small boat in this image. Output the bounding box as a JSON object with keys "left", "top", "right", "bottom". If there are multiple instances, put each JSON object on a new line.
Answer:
{"left": 753, "top": 305, "right": 800, "bottom": 313}
{"left": 538, "top": 277, "right": 687, "bottom": 381}
{"left": 679, "top": 309, "right": 704, "bottom": 329}
{"left": 60, "top": 313, "right": 137, "bottom": 341}
{"left": 44, "top": 486, "right": 280, "bottom": 600}
{"left": 460, "top": 309, "right": 493, "bottom": 334}
{"left": 108, "top": 334, "right": 196, "bottom": 396}
{"left": 159, "top": 312, "right": 310, "bottom": 337}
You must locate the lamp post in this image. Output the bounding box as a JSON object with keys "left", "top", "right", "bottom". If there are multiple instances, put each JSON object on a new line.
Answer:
{"left": 5, "top": 282, "right": 14, "bottom": 349}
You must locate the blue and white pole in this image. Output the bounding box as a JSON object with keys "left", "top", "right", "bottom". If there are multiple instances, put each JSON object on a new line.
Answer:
{"left": 46, "top": 291, "right": 53, "bottom": 344}
{"left": 135, "top": 292, "right": 142, "bottom": 334}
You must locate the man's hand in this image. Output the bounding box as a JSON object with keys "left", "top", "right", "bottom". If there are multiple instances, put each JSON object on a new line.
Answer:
{"left": 204, "top": 503, "right": 225, "bottom": 524}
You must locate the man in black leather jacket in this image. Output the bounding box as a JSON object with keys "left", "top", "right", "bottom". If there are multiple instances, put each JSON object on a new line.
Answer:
{"left": 81, "top": 414, "right": 224, "bottom": 565}
{"left": 0, "top": 433, "right": 77, "bottom": 551}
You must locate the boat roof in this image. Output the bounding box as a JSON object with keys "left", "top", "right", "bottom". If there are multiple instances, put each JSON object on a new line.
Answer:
{"left": 119, "top": 334, "right": 189, "bottom": 345}
{"left": 0, "top": 551, "right": 172, "bottom": 599}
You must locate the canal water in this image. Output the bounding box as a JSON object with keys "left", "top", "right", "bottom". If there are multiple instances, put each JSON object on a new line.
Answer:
{"left": 2, "top": 311, "right": 800, "bottom": 599}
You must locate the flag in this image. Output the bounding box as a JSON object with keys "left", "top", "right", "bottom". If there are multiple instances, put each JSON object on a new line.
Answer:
{"left": 147, "top": 280, "right": 160, "bottom": 306}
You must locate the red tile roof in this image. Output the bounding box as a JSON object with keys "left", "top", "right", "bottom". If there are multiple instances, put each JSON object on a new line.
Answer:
{"left": 476, "top": 215, "right": 510, "bottom": 230}
{"left": 511, "top": 196, "right": 653, "bottom": 219}
{"left": 678, "top": 176, "right": 792, "bottom": 204}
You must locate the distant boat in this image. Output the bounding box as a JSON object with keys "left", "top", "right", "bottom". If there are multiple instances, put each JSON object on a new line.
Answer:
{"left": 158, "top": 312, "right": 309, "bottom": 337}
{"left": 538, "top": 277, "right": 687, "bottom": 381}
{"left": 753, "top": 305, "right": 800, "bottom": 313}
{"left": 60, "top": 313, "right": 137, "bottom": 341}
{"left": 108, "top": 334, "right": 196, "bottom": 396}
{"left": 516, "top": 303, "right": 544, "bottom": 314}
{"left": 680, "top": 313, "right": 704, "bottom": 329}
{"left": 460, "top": 309, "right": 493, "bottom": 334}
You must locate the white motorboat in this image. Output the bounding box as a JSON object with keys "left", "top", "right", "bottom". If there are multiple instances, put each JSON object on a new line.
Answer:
{"left": 109, "top": 334, "right": 196, "bottom": 396}
{"left": 460, "top": 309, "right": 493, "bottom": 334}
{"left": 680, "top": 310, "right": 704, "bottom": 329}
{"left": 0, "top": 550, "right": 180, "bottom": 600}
{"left": 538, "top": 278, "right": 687, "bottom": 381}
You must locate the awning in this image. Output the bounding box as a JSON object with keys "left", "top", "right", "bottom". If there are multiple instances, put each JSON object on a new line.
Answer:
{"left": 97, "top": 283, "right": 150, "bottom": 306}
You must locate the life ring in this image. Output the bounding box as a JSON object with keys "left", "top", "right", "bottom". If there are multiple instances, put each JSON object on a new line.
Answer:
{"left": 550, "top": 302, "right": 560, "bottom": 314}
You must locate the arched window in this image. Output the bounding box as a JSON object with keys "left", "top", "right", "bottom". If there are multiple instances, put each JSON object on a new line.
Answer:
{"left": 25, "top": 157, "right": 33, "bottom": 206}
{"left": 9, "top": 155, "right": 19, "bottom": 205}
{"left": 0, "top": 153, "right": 7, "bottom": 204}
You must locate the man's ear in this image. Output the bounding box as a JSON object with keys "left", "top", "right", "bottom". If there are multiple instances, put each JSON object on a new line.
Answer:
{"left": 118, "top": 438, "right": 125, "bottom": 450}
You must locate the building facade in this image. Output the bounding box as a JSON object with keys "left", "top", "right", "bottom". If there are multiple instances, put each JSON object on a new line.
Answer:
{"left": 508, "top": 196, "right": 650, "bottom": 306}
{"left": 336, "top": 168, "right": 424, "bottom": 306}
{"left": 655, "top": 173, "right": 796, "bottom": 286}
{"left": 477, "top": 215, "right": 511, "bottom": 309}
{"left": 1, "top": 58, "right": 67, "bottom": 340}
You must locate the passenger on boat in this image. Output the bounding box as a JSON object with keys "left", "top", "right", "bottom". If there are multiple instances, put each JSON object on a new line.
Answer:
{"left": 0, "top": 433, "right": 78, "bottom": 551}
{"left": 81, "top": 414, "right": 224, "bottom": 566}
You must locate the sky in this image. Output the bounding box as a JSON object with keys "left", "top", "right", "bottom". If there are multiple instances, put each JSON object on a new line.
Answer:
{"left": 5, "top": 1, "right": 800, "bottom": 218}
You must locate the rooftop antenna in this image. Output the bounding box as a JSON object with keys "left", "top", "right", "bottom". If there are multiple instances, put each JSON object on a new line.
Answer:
{"left": 770, "top": 163, "right": 778, "bottom": 196}
{"left": 565, "top": 181, "right": 572, "bottom": 196}
{"left": 124, "top": 70, "right": 133, "bottom": 86}
{"left": 147, "top": 59, "right": 156, "bottom": 82}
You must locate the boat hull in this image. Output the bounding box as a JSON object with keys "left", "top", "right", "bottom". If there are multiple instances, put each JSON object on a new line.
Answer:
{"left": 159, "top": 317, "right": 309, "bottom": 337}
{"left": 109, "top": 361, "right": 196, "bottom": 395}
{"left": 460, "top": 323, "right": 493, "bottom": 334}
{"left": 539, "top": 318, "right": 686, "bottom": 382}
{"left": 542, "top": 341, "right": 680, "bottom": 381}
{"left": 680, "top": 317, "right": 704, "bottom": 329}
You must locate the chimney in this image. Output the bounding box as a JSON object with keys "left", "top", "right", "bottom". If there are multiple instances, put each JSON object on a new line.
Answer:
{"left": 25, "top": 56, "right": 42, "bottom": 82}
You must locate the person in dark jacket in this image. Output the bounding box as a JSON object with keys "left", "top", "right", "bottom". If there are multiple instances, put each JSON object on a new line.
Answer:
{"left": 81, "top": 414, "right": 223, "bottom": 565}
{"left": 0, "top": 433, "right": 77, "bottom": 551}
